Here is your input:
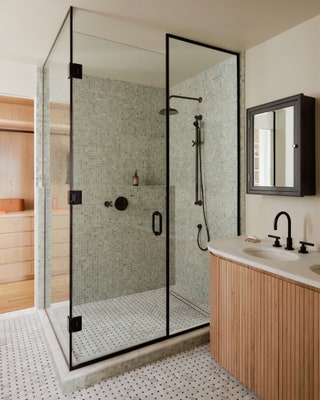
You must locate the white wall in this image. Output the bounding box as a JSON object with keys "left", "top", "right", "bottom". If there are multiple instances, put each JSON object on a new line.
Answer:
{"left": 245, "top": 15, "right": 320, "bottom": 247}
{"left": 0, "top": 59, "right": 36, "bottom": 99}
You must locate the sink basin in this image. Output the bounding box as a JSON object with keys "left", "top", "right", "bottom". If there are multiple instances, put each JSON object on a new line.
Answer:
{"left": 310, "top": 265, "right": 320, "bottom": 275}
{"left": 243, "top": 246, "right": 299, "bottom": 261}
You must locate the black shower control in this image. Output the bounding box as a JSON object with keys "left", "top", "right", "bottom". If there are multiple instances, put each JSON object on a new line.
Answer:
{"left": 104, "top": 201, "right": 113, "bottom": 208}
{"left": 114, "top": 197, "right": 128, "bottom": 211}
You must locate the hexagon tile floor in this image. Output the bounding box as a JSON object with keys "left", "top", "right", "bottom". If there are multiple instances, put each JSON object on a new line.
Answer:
{"left": 0, "top": 313, "right": 260, "bottom": 400}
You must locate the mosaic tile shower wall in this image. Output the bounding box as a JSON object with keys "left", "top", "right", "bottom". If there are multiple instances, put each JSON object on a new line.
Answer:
{"left": 71, "top": 75, "right": 168, "bottom": 304}
{"left": 170, "top": 56, "right": 238, "bottom": 310}
{"left": 42, "top": 58, "right": 238, "bottom": 312}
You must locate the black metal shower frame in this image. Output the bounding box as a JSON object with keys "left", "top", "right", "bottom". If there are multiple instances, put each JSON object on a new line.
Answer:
{"left": 165, "top": 32, "right": 241, "bottom": 342}
{"left": 44, "top": 7, "right": 241, "bottom": 371}
{"left": 166, "top": 33, "right": 241, "bottom": 240}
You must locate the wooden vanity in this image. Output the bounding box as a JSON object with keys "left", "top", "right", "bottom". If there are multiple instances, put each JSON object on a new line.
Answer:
{"left": 209, "top": 238, "right": 320, "bottom": 400}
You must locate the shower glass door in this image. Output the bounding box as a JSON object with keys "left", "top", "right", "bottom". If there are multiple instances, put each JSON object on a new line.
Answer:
{"left": 167, "top": 35, "right": 239, "bottom": 334}
{"left": 43, "top": 10, "right": 71, "bottom": 364}
{"left": 69, "top": 8, "right": 167, "bottom": 367}
{"left": 44, "top": 7, "right": 240, "bottom": 370}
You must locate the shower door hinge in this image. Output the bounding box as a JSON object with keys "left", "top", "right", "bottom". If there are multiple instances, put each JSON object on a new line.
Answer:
{"left": 69, "top": 63, "right": 83, "bottom": 79}
{"left": 68, "top": 190, "right": 82, "bottom": 205}
{"left": 68, "top": 316, "right": 82, "bottom": 333}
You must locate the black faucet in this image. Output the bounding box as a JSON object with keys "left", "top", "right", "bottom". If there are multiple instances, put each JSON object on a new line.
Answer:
{"left": 273, "top": 211, "right": 294, "bottom": 250}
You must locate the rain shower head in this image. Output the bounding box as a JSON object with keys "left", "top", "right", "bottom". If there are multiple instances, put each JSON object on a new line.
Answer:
{"left": 159, "top": 107, "right": 179, "bottom": 115}
{"left": 159, "top": 95, "right": 202, "bottom": 116}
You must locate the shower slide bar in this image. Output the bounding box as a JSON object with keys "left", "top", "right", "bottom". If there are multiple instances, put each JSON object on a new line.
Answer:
{"left": 193, "top": 114, "right": 203, "bottom": 206}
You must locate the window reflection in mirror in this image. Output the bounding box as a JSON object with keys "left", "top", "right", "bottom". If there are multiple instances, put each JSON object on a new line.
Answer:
{"left": 253, "top": 106, "right": 294, "bottom": 188}
{"left": 253, "top": 112, "right": 274, "bottom": 186}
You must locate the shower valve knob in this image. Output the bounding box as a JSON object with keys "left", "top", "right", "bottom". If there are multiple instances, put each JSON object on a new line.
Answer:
{"left": 104, "top": 201, "right": 113, "bottom": 208}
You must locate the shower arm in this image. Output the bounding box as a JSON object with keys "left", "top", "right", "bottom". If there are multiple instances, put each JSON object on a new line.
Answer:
{"left": 169, "top": 95, "right": 202, "bottom": 103}
{"left": 159, "top": 95, "right": 202, "bottom": 115}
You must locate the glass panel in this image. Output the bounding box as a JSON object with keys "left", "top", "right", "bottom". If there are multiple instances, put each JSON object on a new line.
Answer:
{"left": 70, "top": 9, "right": 166, "bottom": 366}
{"left": 43, "top": 12, "right": 71, "bottom": 364}
{"left": 252, "top": 106, "right": 295, "bottom": 188}
{"left": 168, "top": 37, "right": 239, "bottom": 334}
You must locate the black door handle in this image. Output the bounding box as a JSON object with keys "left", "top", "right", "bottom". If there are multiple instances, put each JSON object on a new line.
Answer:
{"left": 152, "top": 211, "right": 162, "bottom": 236}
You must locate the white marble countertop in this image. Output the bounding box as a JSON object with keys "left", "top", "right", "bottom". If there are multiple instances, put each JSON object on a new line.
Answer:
{"left": 208, "top": 236, "right": 320, "bottom": 290}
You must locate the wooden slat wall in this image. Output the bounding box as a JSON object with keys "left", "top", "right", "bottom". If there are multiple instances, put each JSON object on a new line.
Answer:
{"left": 210, "top": 254, "right": 320, "bottom": 400}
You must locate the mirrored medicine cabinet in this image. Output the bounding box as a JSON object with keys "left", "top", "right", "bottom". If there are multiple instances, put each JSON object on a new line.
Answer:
{"left": 246, "top": 93, "right": 315, "bottom": 196}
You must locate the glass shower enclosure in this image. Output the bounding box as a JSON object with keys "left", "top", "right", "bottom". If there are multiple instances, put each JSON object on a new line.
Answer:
{"left": 43, "top": 7, "right": 239, "bottom": 369}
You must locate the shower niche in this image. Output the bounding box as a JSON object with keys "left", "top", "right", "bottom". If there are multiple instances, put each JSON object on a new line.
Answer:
{"left": 43, "top": 7, "right": 239, "bottom": 370}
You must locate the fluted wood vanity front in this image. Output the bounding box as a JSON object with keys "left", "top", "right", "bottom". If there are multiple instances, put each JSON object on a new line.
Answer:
{"left": 209, "top": 243, "right": 320, "bottom": 400}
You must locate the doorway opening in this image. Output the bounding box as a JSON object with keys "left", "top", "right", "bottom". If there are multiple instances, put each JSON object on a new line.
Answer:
{"left": 0, "top": 95, "right": 35, "bottom": 313}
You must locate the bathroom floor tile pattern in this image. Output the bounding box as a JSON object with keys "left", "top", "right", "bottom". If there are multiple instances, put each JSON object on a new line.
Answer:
{"left": 48, "top": 287, "right": 209, "bottom": 364}
{"left": 0, "top": 313, "right": 260, "bottom": 400}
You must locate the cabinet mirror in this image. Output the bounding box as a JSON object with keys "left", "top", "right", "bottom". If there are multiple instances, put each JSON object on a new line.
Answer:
{"left": 246, "top": 93, "right": 315, "bottom": 196}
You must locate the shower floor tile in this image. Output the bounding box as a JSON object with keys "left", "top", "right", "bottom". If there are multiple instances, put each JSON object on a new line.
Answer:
{"left": 0, "top": 312, "right": 259, "bottom": 399}
{"left": 47, "top": 287, "right": 209, "bottom": 365}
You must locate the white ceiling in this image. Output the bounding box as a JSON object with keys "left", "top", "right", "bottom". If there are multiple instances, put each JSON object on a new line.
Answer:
{"left": 1, "top": 0, "right": 320, "bottom": 66}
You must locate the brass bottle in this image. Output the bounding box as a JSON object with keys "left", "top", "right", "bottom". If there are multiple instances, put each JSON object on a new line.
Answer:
{"left": 133, "top": 170, "right": 139, "bottom": 186}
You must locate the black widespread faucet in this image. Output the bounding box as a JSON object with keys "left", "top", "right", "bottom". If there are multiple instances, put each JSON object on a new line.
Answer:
{"left": 273, "top": 211, "right": 294, "bottom": 250}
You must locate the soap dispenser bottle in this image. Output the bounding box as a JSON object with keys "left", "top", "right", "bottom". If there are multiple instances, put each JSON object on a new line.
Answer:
{"left": 133, "top": 170, "right": 139, "bottom": 186}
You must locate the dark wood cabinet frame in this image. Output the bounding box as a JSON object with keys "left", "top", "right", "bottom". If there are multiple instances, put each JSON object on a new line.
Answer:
{"left": 246, "top": 93, "right": 315, "bottom": 196}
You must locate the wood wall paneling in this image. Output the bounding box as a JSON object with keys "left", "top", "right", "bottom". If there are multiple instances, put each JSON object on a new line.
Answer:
{"left": 0, "top": 96, "right": 35, "bottom": 313}
{"left": 0, "top": 96, "right": 34, "bottom": 132}
{"left": 0, "top": 132, "right": 34, "bottom": 210}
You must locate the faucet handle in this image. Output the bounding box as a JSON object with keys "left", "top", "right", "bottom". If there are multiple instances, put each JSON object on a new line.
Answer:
{"left": 268, "top": 234, "right": 281, "bottom": 247}
{"left": 298, "top": 241, "right": 314, "bottom": 254}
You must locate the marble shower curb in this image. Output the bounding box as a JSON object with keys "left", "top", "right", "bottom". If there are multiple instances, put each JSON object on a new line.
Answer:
{"left": 38, "top": 309, "right": 209, "bottom": 393}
